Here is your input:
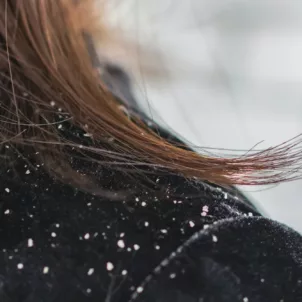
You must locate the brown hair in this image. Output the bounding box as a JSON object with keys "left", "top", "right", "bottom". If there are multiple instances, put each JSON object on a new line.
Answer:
{"left": 0, "top": 0, "right": 301, "bottom": 193}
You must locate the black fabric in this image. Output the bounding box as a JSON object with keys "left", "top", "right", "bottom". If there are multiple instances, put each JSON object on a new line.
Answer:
{"left": 0, "top": 120, "right": 302, "bottom": 302}
{"left": 0, "top": 69, "right": 302, "bottom": 301}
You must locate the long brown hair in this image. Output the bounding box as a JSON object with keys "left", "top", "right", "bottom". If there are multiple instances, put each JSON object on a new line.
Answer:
{"left": 0, "top": 0, "right": 301, "bottom": 192}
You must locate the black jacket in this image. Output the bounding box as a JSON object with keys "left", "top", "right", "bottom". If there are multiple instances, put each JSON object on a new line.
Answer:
{"left": 0, "top": 67, "right": 302, "bottom": 302}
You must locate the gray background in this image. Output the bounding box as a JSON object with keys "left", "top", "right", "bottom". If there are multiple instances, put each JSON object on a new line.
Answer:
{"left": 106, "top": 0, "right": 302, "bottom": 233}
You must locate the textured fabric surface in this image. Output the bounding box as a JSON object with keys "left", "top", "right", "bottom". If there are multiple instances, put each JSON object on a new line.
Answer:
{"left": 0, "top": 116, "right": 302, "bottom": 302}
{"left": 0, "top": 69, "right": 302, "bottom": 301}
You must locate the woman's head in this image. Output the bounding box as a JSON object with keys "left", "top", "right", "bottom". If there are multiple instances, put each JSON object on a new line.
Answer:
{"left": 0, "top": 0, "right": 301, "bottom": 193}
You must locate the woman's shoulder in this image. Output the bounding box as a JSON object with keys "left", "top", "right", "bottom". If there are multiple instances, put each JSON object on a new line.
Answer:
{"left": 0, "top": 142, "right": 301, "bottom": 302}
{"left": 0, "top": 152, "right": 264, "bottom": 301}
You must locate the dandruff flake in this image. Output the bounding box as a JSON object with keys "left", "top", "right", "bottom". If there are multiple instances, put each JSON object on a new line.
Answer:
{"left": 106, "top": 262, "right": 114, "bottom": 271}
{"left": 136, "top": 287, "right": 144, "bottom": 293}
{"left": 43, "top": 266, "right": 49, "bottom": 274}
{"left": 117, "top": 240, "right": 125, "bottom": 249}
{"left": 170, "top": 273, "right": 176, "bottom": 279}
{"left": 87, "top": 268, "right": 94, "bottom": 276}
{"left": 202, "top": 205, "right": 209, "bottom": 212}
{"left": 189, "top": 221, "right": 195, "bottom": 228}
{"left": 27, "top": 238, "right": 34, "bottom": 247}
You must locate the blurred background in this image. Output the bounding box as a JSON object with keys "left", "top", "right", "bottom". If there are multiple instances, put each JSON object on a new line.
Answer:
{"left": 105, "top": 0, "right": 302, "bottom": 233}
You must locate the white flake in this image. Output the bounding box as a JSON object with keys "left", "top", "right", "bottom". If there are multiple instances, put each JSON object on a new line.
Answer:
{"left": 4, "top": 209, "right": 10, "bottom": 215}
{"left": 202, "top": 206, "right": 209, "bottom": 212}
{"left": 134, "top": 244, "right": 140, "bottom": 251}
{"left": 243, "top": 298, "right": 249, "bottom": 302}
{"left": 50, "top": 101, "right": 55, "bottom": 106}
{"left": 144, "top": 221, "right": 149, "bottom": 227}
{"left": 170, "top": 273, "right": 176, "bottom": 279}
{"left": 161, "top": 229, "right": 168, "bottom": 234}
{"left": 141, "top": 202, "right": 147, "bottom": 207}
{"left": 83, "top": 133, "right": 92, "bottom": 137}
{"left": 136, "top": 287, "right": 144, "bottom": 293}
{"left": 117, "top": 240, "right": 125, "bottom": 249}
{"left": 5, "top": 188, "right": 10, "bottom": 193}
{"left": 84, "top": 233, "right": 90, "bottom": 240}
{"left": 43, "top": 266, "right": 49, "bottom": 274}
{"left": 212, "top": 235, "right": 218, "bottom": 242}
{"left": 122, "top": 270, "right": 128, "bottom": 276}
{"left": 189, "top": 221, "right": 195, "bottom": 228}
{"left": 87, "top": 268, "right": 94, "bottom": 276}
{"left": 203, "top": 224, "right": 209, "bottom": 230}
{"left": 17, "top": 263, "right": 24, "bottom": 270}
{"left": 27, "top": 238, "right": 34, "bottom": 247}
{"left": 25, "top": 170, "right": 30, "bottom": 175}
{"left": 106, "top": 262, "right": 114, "bottom": 271}
{"left": 51, "top": 232, "right": 57, "bottom": 238}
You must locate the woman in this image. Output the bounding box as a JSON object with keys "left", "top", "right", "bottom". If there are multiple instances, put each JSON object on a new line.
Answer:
{"left": 0, "top": 1, "right": 301, "bottom": 301}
